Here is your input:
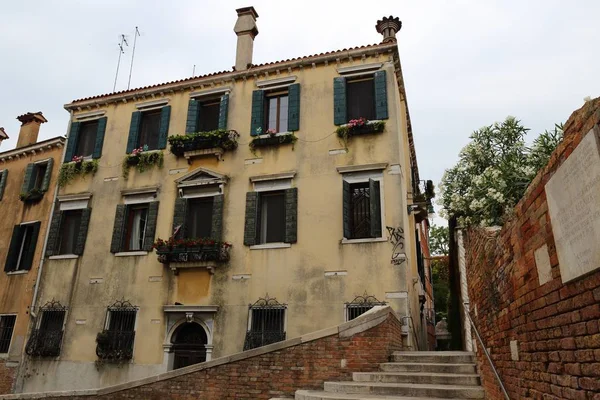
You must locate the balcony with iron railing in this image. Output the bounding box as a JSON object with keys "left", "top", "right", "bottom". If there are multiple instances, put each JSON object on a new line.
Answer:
{"left": 25, "top": 329, "right": 64, "bottom": 357}
{"left": 95, "top": 330, "right": 135, "bottom": 362}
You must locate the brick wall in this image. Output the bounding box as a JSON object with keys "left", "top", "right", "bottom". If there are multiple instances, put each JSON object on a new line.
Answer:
{"left": 0, "top": 361, "right": 16, "bottom": 395}
{"left": 1, "top": 307, "right": 403, "bottom": 400}
{"left": 465, "top": 98, "right": 600, "bottom": 399}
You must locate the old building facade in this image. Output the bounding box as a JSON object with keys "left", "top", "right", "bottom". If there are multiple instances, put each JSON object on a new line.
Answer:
{"left": 16, "top": 8, "right": 431, "bottom": 393}
{"left": 0, "top": 113, "right": 65, "bottom": 394}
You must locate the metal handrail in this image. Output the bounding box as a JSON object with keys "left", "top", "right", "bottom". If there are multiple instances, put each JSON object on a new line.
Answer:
{"left": 464, "top": 302, "right": 510, "bottom": 400}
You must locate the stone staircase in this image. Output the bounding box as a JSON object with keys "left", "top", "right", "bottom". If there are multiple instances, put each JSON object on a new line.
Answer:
{"left": 295, "top": 351, "right": 484, "bottom": 400}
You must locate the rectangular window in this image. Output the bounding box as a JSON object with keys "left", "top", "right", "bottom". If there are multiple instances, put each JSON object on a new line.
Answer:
{"left": 58, "top": 210, "right": 82, "bottom": 255}
{"left": 0, "top": 315, "right": 16, "bottom": 353}
{"left": 75, "top": 120, "right": 98, "bottom": 158}
{"left": 32, "top": 163, "right": 48, "bottom": 191}
{"left": 187, "top": 197, "right": 214, "bottom": 239}
{"left": 243, "top": 305, "right": 286, "bottom": 350}
{"left": 137, "top": 109, "right": 161, "bottom": 151}
{"left": 108, "top": 310, "right": 137, "bottom": 332}
{"left": 15, "top": 224, "right": 35, "bottom": 271}
{"left": 198, "top": 100, "right": 220, "bottom": 132}
{"left": 124, "top": 205, "right": 148, "bottom": 251}
{"left": 348, "top": 182, "right": 372, "bottom": 239}
{"left": 258, "top": 191, "right": 285, "bottom": 244}
{"left": 264, "top": 92, "right": 289, "bottom": 133}
{"left": 346, "top": 78, "right": 375, "bottom": 121}
{"left": 96, "top": 306, "right": 137, "bottom": 362}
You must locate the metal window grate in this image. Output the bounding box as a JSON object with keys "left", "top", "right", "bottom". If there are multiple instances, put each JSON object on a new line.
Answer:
{"left": 26, "top": 300, "right": 67, "bottom": 357}
{"left": 350, "top": 182, "right": 371, "bottom": 239}
{"left": 243, "top": 295, "right": 286, "bottom": 350}
{"left": 345, "top": 293, "right": 387, "bottom": 321}
{"left": 96, "top": 300, "right": 137, "bottom": 362}
{"left": 0, "top": 315, "right": 16, "bottom": 353}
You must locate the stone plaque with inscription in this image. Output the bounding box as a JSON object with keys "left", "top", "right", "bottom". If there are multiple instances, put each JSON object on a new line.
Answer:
{"left": 546, "top": 128, "right": 600, "bottom": 283}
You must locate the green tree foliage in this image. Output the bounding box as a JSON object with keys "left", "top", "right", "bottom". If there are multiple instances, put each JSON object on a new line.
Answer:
{"left": 429, "top": 225, "right": 449, "bottom": 256}
{"left": 439, "top": 117, "right": 563, "bottom": 227}
{"left": 431, "top": 256, "right": 449, "bottom": 321}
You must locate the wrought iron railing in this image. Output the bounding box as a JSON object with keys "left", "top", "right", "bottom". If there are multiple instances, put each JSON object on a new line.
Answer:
{"left": 156, "top": 244, "right": 231, "bottom": 264}
{"left": 96, "top": 330, "right": 135, "bottom": 361}
{"left": 243, "top": 295, "right": 286, "bottom": 351}
{"left": 243, "top": 330, "right": 286, "bottom": 350}
{"left": 350, "top": 184, "right": 371, "bottom": 239}
{"left": 26, "top": 329, "right": 64, "bottom": 357}
{"left": 345, "top": 293, "right": 387, "bottom": 321}
{"left": 464, "top": 302, "right": 510, "bottom": 400}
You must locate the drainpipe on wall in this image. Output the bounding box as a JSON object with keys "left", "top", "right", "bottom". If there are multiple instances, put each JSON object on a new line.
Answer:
{"left": 456, "top": 229, "right": 473, "bottom": 352}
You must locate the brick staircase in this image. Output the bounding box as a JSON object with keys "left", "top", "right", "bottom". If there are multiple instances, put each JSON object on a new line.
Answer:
{"left": 295, "top": 351, "right": 484, "bottom": 399}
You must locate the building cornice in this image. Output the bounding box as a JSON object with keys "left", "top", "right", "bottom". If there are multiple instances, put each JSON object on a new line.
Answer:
{"left": 0, "top": 136, "right": 65, "bottom": 163}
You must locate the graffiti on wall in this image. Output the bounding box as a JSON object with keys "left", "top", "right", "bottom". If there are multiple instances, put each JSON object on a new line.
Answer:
{"left": 387, "top": 226, "right": 406, "bottom": 265}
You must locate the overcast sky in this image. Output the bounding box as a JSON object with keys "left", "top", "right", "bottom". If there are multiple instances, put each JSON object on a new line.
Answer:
{"left": 1, "top": 1, "right": 598, "bottom": 224}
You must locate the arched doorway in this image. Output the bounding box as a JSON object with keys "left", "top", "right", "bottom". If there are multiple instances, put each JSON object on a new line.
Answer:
{"left": 171, "top": 322, "right": 208, "bottom": 369}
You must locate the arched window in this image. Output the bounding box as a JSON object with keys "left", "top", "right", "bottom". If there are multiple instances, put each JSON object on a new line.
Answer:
{"left": 171, "top": 322, "right": 208, "bottom": 369}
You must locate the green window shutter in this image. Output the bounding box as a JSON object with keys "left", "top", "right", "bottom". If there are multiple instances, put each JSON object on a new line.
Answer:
{"left": 284, "top": 188, "right": 298, "bottom": 244}
{"left": 41, "top": 158, "right": 54, "bottom": 192}
{"left": 4, "top": 225, "right": 24, "bottom": 272}
{"left": 110, "top": 205, "right": 127, "bottom": 253}
{"left": 93, "top": 117, "right": 107, "bottom": 159}
{"left": 0, "top": 170, "right": 8, "bottom": 201}
{"left": 64, "top": 122, "right": 81, "bottom": 162}
{"left": 333, "top": 77, "right": 347, "bottom": 125}
{"left": 369, "top": 179, "right": 382, "bottom": 238}
{"left": 243, "top": 192, "right": 259, "bottom": 246}
{"left": 21, "top": 163, "right": 35, "bottom": 194}
{"left": 143, "top": 201, "right": 159, "bottom": 251}
{"left": 126, "top": 112, "right": 142, "bottom": 154}
{"left": 250, "top": 90, "right": 265, "bottom": 136}
{"left": 172, "top": 197, "right": 188, "bottom": 238}
{"left": 45, "top": 207, "right": 63, "bottom": 257}
{"left": 374, "top": 70, "right": 389, "bottom": 120}
{"left": 218, "top": 94, "right": 230, "bottom": 130}
{"left": 186, "top": 99, "right": 200, "bottom": 134}
{"left": 20, "top": 222, "right": 41, "bottom": 271}
{"left": 74, "top": 208, "right": 92, "bottom": 255}
{"left": 343, "top": 180, "right": 351, "bottom": 239}
{"left": 211, "top": 194, "right": 224, "bottom": 241}
{"left": 287, "top": 84, "right": 301, "bottom": 132}
{"left": 158, "top": 106, "right": 171, "bottom": 149}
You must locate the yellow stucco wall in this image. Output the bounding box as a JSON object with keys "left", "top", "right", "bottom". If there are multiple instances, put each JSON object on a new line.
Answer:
{"left": 0, "top": 142, "right": 63, "bottom": 363}
{"left": 22, "top": 52, "right": 423, "bottom": 392}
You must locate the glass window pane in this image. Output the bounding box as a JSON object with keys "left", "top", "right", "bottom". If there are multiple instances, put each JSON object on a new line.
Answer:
{"left": 259, "top": 192, "right": 285, "bottom": 244}
{"left": 199, "top": 102, "right": 220, "bottom": 132}
{"left": 278, "top": 96, "right": 288, "bottom": 133}
{"left": 138, "top": 110, "right": 161, "bottom": 150}
{"left": 75, "top": 121, "right": 98, "bottom": 158}
{"left": 268, "top": 98, "right": 278, "bottom": 131}
{"left": 126, "top": 206, "right": 148, "bottom": 251}
{"left": 17, "top": 225, "right": 33, "bottom": 270}
{"left": 59, "top": 210, "right": 82, "bottom": 255}
{"left": 33, "top": 164, "right": 47, "bottom": 190}
{"left": 346, "top": 79, "right": 375, "bottom": 121}
{"left": 187, "top": 197, "right": 214, "bottom": 238}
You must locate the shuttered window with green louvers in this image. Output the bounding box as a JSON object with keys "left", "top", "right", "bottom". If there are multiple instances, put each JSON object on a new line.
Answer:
{"left": 171, "top": 195, "right": 224, "bottom": 241}
{"left": 46, "top": 207, "right": 92, "bottom": 257}
{"left": 342, "top": 179, "right": 382, "bottom": 240}
{"left": 243, "top": 188, "right": 297, "bottom": 246}
{"left": 126, "top": 106, "right": 170, "bottom": 153}
{"left": 333, "top": 70, "right": 389, "bottom": 125}
{"left": 4, "top": 222, "right": 41, "bottom": 272}
{"left": 250, "top": 90, "right": 265, "bottom": 136}
{"left": 0, "top": 170, "right": 8, "bottom": 201}
{"left": 110, "top": 202, "right": 159, "bottom": 253}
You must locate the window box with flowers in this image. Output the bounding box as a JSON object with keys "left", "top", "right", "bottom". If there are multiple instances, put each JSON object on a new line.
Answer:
{"left": 168, "top": 130, "right": 239, "bottom": 157}
{"left": 58, "top": 156, "right": 99, "bottom": 187}
{"left": 249, "top": 128, "right": 297, "bottom": 154}
{"left": 153, "top": 237, "right": 232, "bottom": 274}
{"left": 122, "top": 146, "right": 164, "bottom": 180}
{"left": 336, "top": 118, "right": 385, "bottom": 142}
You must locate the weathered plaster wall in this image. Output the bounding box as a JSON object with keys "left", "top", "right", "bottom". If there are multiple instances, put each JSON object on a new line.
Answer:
{"left": 22, "top": 52, "right": 418, "bottom": 392}
{"left": 0, "top": 142, "right": 63, "bottom": 394}
{"left": 464, "top": 98, "right": 600, "bottom": 399}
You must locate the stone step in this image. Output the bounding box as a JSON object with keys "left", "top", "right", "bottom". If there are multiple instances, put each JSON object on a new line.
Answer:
{"left": 353, "top": 371, "right": 481, "bottom": 386}
{"left": 380, "top": 362, "right": 478, "bottom": 374}
{"left": 295, "top": 390, "right": 471, "bottom": 400}
{"left": 392, "top": 351, "right": 475, "bottom": 364}
{"left": 323, "top": 382, "right": 485, "bottom": 399}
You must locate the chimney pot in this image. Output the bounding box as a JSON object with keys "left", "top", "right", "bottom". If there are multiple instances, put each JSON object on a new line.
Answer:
{"left": 16, "top": 112, "right": 47, "bottom": 148}
{"left": 234, "top": 6, "right": 259, "bottom": 71}
{"left": 0, "top": 127, "right": 8, "bottom": 149}
{"left": 376, "top": 16, "right": 402, "bottom": 44}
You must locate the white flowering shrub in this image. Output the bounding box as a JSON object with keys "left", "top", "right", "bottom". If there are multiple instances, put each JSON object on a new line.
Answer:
{"left": 439, "top": 117, "right": 563, "bottom": 227}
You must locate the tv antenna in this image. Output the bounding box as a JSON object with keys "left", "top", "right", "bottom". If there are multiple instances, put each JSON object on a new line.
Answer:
{"left": 113, "top": 34, "right": 129, "bottom": 92}
{"left": 127, "top": 27, "right": 141, "bottom": 90}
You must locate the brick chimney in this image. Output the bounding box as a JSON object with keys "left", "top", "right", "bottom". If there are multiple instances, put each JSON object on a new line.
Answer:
{"left": 0, "top": 127, "right": 8, "bottom": 149}
{"left": 376, "top": 16, "right": 402, "bottom": 44}
{"left": 16, "top": 112, "right": 47, "bottom": 148}
{"left": 234, "top": 6, "right": 259, "bottom": 71}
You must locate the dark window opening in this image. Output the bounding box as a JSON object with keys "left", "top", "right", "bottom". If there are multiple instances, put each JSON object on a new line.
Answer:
{"left": 32, "top": 163, "right": 48, "bottom": 191}
{"left": 108, "top": 310, "right": 136, "bottom": 332}
{"left": 347, "top": 78, "right": 375, "bottom": 121}
{"left": 96, "top": 302, "right": 137, "bottom": 362}
{"left": 257, "top": 191, "right": 285, "bottom": 244}
{"left": 349, "top": 182, "right": 371, "bottom": 239}
{"left": 345, "top": 294, "right": 387, "bottom": 321}
{"left": 26, "top": 302, "right": 67, "bottom": 357}
{"left": 15, "top": 224, "right": 35, "bottom": 271}
{"left": 123, "top": 205, "right": 148, "bottom": 252}
{"left": 187, "top": 197, "right": 214, "bottom": 239}
{"left": 75, "top": 121, "right": 98, "bottom": 158}
{"left": 58, "top": 210, "right": 82, "bottom": 255}
{"left": 0, "top": 315, "right": 16, "bottom": 353}
{"left": 198, "top": 101, "right": 220, "bottom": 132}
{"left": 171, "top": 322, "right": 208, "bottom": 370}
{"left": 138, "top": 110, "right": 161, "bottom": 151}
{"left": 243, "top": 297, "right": 286, "bottom": 350}
{"left": 264, "top": 92, "right": 289, "bottom": 133}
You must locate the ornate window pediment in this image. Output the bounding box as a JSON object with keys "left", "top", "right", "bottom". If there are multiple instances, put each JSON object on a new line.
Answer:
{"left": 176, "top": 167, "right": 228, "bottom": 189}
